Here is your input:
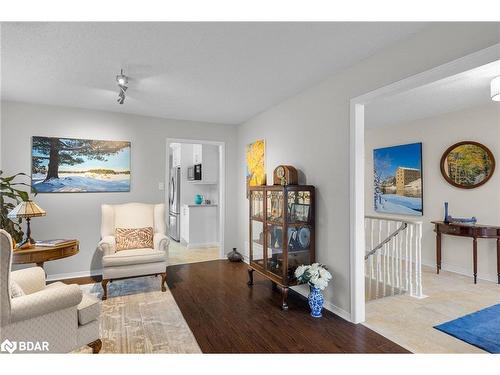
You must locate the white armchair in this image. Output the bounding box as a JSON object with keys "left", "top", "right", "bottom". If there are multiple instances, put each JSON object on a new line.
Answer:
{"left": 97, "top": 203, "right": 169, "bottom": 300}
{"left": 0, "top": 229, "right": 101, "bottom": 353}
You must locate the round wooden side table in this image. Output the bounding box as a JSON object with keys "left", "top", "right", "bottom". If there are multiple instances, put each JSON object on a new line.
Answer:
{"left": 12, "top": 240, "right": 79, "bottom": 268}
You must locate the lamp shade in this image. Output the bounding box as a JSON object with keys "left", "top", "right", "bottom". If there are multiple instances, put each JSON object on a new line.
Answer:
{"left": 7, "top": 200, "right": 46, "bottom": 219}
{"left": 492, "top": 76, "right": 500, "bottom": 102}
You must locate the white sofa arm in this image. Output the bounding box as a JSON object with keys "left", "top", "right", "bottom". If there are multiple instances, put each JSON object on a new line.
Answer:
{"left": 10, "top": 284, "right": 83, "bottom": 324}
{"left": 98, "top": 236, "right": 116, "bottom": 256}
{"left": 11, "top": 267, "right": 46, "bottom": 295}
{"left": 154, "top": 233, "right": 170, "bottom": 256}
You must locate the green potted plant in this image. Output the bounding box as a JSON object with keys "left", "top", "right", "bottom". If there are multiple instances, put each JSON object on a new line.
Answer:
{"left": 0, "top": 170, "right": 34, "bottom": 245}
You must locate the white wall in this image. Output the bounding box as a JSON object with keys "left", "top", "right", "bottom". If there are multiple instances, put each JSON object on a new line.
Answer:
{"left": 237, "top": 23, "right": 500, "bottom": 319}
{"left": 1, "top": 101, "right": 238, "bottom": 279}
{"left": 365, "top": 103, "right": 500, "bottom": 282}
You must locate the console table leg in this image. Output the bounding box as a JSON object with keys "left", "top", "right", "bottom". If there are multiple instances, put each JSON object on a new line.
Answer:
{"left": 436, "top": 232, "right": 442, "bottom": 274}
{"left": 247, "top": 268, "right": 254, "bottom": 286}
{"left": 473, "top": 237, "right": 478, "bottom": 284}
{"left": 497, "top": 238, "right": 500, "bottom": 285}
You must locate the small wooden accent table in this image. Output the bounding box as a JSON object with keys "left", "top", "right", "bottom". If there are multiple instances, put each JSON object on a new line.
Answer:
{"left": 12, "top": 240, "right": 79, "bottom": 268}
{"left": 432, "top": 221, "right": 500, "bottom": 284}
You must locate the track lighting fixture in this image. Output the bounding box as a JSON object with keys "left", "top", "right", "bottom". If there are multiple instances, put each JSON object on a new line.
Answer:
{"left": 116, "top": 69, "right": 129, "bottom": 105}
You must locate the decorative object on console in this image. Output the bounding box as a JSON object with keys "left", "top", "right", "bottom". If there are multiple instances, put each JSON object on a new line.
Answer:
{"left": 443, "top": 202, "right": 449, "bottom": 223}
{"left": 194, "top": 194, "right": 204, "bottom": 205}
{"left": 248, "top": 185, "right": 315, "bottom": 310}
{"left": 443, "top": 202, "right": 477, "bottom": 224}
{"left": 373, "top": 142, "right": 423, "bottom": 216}
{"left": 294, "top": 263, "right": 332, "bottom": 318}
{"left": 273, "top": 165, "right": 298, "bottom": 186}
{"left": 440, "top": 141, "right": 495, "bottom": 189}
{"left": 0, "top": 171, "right": 33, "bottom": 244}
{"left": 31, "top": 136, "right": 131, "bottom": 193}
{"left": 227, "top": 247, "right": 243, "bottom": 262}
{"left": 7, "top": 200, "right": 46, "bottom": 249}
{"left": 245, "top": 139, "right": 266, "bottom": 197}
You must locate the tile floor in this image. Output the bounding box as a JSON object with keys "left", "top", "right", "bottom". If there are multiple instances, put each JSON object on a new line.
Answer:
{"left": 363, "top": 265, "right": 500, "bottom": 353}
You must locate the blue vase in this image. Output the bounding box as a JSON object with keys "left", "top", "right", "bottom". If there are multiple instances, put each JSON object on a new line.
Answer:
{"left": 308, "top": 286, "right": 324, "bottom": 318}
{"left": 194, "top": 194, "right": 203, "bottom": 205}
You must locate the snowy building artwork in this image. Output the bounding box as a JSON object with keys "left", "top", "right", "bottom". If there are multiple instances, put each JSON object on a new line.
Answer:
{"left": 373, "top": 143, "right": 423, "bottom": 216}
{"left": 31, "top": 136, "right": 131, "bottom": 193}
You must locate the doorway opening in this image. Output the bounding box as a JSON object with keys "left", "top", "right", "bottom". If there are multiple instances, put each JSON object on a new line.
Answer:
{"left": 350, "top": 44, "right": 500, "bottom": 353}
{"left": 165, "top": 138, "right": 226, "bottom": 266}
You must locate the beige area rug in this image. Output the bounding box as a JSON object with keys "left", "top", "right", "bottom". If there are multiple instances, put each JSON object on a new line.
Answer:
{"left": 75, "top": 276, "right": 201, "bottom": 354}
{"left": 364, "top": 265, "right": 500, "bottom": 353}
{"left": 168, "top": 240, "right": 220, "bottom": 266}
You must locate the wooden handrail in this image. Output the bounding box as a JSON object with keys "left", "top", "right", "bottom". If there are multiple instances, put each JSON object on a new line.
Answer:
{"left": 364, "top": 222, "right": 408, "bottom": 260}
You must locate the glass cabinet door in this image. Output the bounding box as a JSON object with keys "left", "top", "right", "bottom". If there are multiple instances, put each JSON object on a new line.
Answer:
{"left": 286, "top": 225, "right": 311, "bottom": 282}
{"left": 266, "top": 224, "right": 284, "bottom": 278}
{"left": 250, "top": 220, "right": 265, "bottom": 268}
{"left": 287, "top": 190, "right": 311, "bottom": 223}
{"left": 250, "top": 190, "right": 264, "bottom": 220}
{"left": 266, "top": 190, "right": 284, "bottom": 223}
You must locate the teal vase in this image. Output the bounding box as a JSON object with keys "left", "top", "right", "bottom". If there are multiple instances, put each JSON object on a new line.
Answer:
{"left": 194, "top": 194, "right": 203, "bottom": 205}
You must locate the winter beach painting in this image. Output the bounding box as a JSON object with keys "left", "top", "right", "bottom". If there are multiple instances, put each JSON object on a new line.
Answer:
{"left": 32, "top": 136, "right": 131, "bottom": 193}
{"left": 373, "top": 142, "right": 423, "bottom": 216}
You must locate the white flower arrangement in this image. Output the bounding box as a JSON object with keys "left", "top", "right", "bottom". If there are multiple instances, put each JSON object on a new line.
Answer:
{"left": 294, "top": 263, "right": 332, "bottom": 290}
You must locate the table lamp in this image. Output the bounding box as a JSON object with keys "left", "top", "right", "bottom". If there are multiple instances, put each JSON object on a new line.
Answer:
{"left": 7, "top": 200, "right": 46, "bottom": 249}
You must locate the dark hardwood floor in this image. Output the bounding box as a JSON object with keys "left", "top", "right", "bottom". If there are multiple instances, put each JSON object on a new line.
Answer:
{"left": 167, "top": 260, "right": 410, "bottom": 354}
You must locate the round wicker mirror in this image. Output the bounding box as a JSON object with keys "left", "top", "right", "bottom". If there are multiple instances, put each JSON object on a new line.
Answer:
{"left": 440, "top": 141, "right": 495, "bottom": 189}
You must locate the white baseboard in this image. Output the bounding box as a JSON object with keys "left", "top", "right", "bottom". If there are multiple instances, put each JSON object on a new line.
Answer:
{"left": 46, "top": 269, "right": 102, "bottom": 282}
{"left": 186, "top": 242, "right": 220, "bottom": 249}
{"left": 421, "top": 260, "right": 497, "bottom": 283}
{"left": 291, "top": 286, "right": 352, "bottom": 322}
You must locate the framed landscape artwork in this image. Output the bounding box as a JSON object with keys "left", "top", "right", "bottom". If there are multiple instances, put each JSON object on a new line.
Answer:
{"left": 373, "top": 142, "right": 423, "bottom": 216}
{"left": 31, "top": 136, "right": 131, "bottom": 193}
{"left": 440, "top": 141, "right": 495, "bottom": 189}
{"left": 246, "top": 139, "right": 266, "bottom": 196}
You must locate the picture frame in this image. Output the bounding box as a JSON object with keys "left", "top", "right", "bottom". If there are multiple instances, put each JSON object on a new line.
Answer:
{"left": 440, "top": 141, "right": 495, "bottom": 189}
{"left": 373, "top": 142, "right": 423, "bottom": 216}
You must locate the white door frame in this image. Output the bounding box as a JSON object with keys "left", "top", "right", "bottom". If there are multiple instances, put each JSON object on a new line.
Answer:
{"left": 165, "top": 137, "right": 226, "bottom": 259}
{"left": 349, "top": 43, "right": 500, "bottom": 324}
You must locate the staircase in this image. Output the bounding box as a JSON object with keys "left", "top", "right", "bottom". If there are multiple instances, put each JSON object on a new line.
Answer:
{"left": 365, "top": 215, "right": 424, "bottom": 301}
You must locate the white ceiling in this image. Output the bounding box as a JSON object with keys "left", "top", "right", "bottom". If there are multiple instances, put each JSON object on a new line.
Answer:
{"left": 366, "top": 60, "right": 500, "bottom": 129}
{"left": 1, "top": 22, "right": 429, "bottom": 124}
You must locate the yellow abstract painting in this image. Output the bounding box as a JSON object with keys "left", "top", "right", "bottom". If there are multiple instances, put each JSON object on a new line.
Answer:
{"left": 246, "top": 139, "right": 266, "bottom": 187}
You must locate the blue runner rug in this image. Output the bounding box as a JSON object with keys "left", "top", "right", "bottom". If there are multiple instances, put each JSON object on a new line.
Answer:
{"left": 434, "top": 304, "right": 500, "bottom": 353}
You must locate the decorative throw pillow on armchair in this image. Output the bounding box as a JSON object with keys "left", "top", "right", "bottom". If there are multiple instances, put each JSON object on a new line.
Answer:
{"left": 115, "top": 227, "right": 154, "bottom": 251}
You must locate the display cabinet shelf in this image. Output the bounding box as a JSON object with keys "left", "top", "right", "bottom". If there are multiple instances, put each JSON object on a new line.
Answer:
{"left": 248, "top": 184, "right": 315, "bottom": 310}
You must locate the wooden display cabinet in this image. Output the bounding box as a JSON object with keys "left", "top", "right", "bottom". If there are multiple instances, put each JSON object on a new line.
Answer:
{"left": 247, "top": 185, "right": 315, "bottom": 309}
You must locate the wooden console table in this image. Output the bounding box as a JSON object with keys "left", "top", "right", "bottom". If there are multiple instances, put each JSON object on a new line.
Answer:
{"left": 12, "top": 240, "right": 79, "bottom": 268}
{"left": 432, "top": 221, "right": 500, "bottom": 284}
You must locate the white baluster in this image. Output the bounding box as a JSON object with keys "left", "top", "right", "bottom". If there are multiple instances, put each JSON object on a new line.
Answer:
{"left": 409, "top": 224, "right": 414, "bottom": 296}
{"left": 404, "top": 225, "right": 409, "bottom": 292}
{"left": 416, "top": 223, "right": 423, "bottom": 297}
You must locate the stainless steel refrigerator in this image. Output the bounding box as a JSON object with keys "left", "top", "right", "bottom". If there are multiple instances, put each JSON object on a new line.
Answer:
{"left": 168, "top": 167, "right": 181, "bottom": 241}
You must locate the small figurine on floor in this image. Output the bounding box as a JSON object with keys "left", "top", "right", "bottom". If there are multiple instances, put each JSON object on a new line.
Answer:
{"left": 227, "top": 248, "right": 243, "bottom": 262}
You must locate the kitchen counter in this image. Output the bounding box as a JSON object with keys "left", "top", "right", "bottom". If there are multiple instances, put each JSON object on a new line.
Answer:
{"left": 180, "top": 204, "right": 219, "bottom": 248}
